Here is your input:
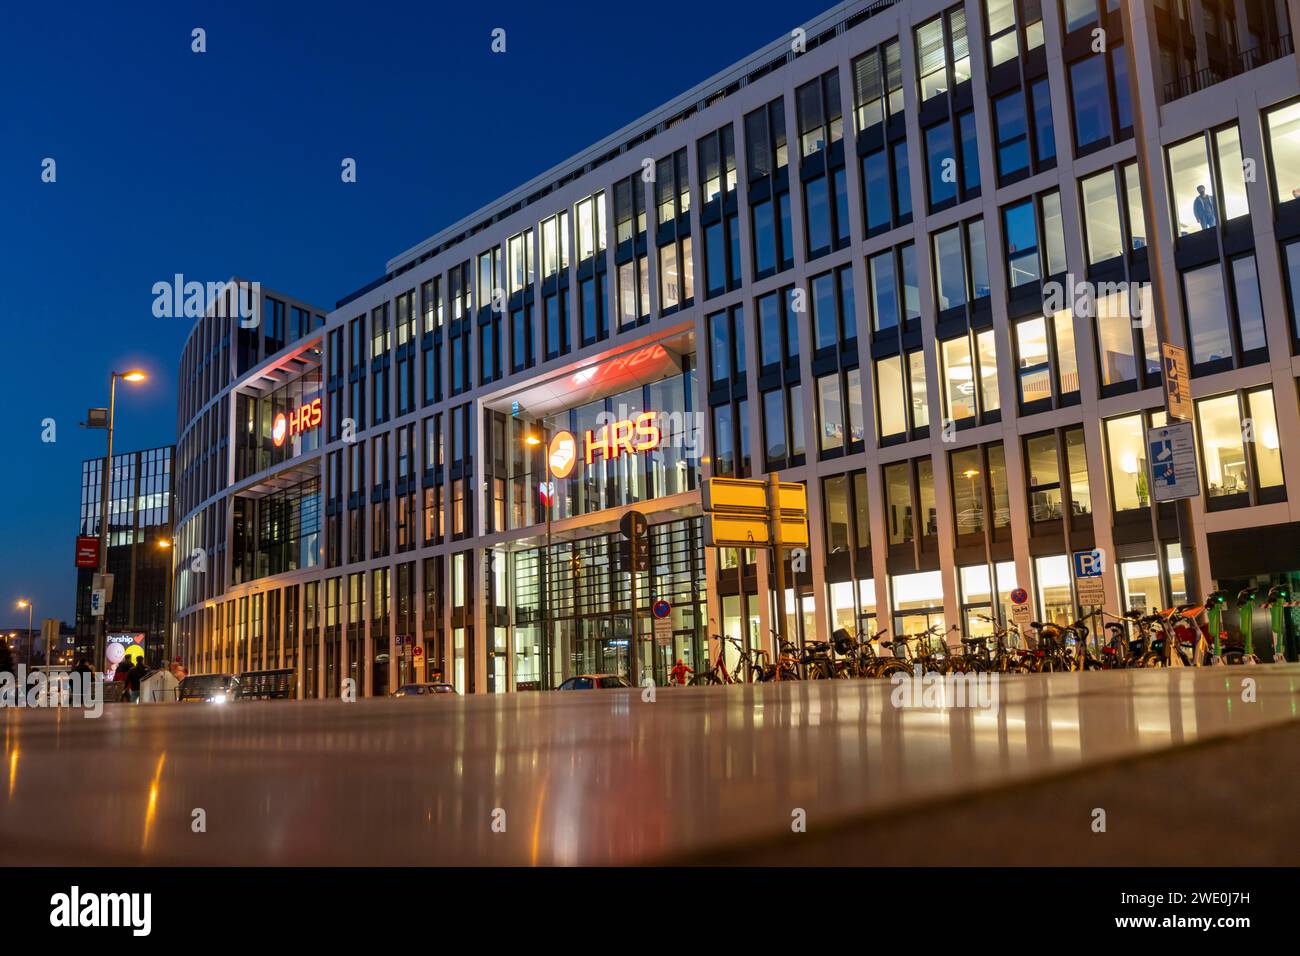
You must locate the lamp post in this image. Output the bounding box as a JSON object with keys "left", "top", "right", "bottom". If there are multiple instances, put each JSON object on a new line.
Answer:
{"left": 91, "top": 370, "right": 147, "bottom": 674}
{"left": 158, "top": 538, "right": 174, "bottom": 666}
{"left": 16, "top": 600, "right": 33, "bottom": 667}
{"left": 524, "top": 432, "right": 553, "bottom": 690}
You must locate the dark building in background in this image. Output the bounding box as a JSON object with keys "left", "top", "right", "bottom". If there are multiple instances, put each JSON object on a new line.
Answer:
{"left": 74, "top": 446, "right": 175, "bottom": 663}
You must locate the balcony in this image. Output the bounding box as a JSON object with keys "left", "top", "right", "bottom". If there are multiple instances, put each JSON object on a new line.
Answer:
{"left": 1163, "top": 34, "right": 1294, "bottom": 102}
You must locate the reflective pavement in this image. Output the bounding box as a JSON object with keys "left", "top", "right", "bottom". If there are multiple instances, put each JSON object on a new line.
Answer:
{"left": 2, "top": 666, "right": 1299, "bottom": 865}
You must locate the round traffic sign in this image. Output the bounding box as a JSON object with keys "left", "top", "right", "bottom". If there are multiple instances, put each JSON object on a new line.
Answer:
{"left": 652, "top": 599, "right": 671, "bottom": 619}
{"left": 1010, "top": 588, "right": 1029, "bottom": 605}
{"left": 413, "top": 646, "right": 423, "bottom": 657}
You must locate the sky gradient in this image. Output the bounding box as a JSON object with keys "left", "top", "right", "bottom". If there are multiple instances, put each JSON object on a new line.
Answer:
{"left": 0, "top": 0, "right": 830, "bottom": 625}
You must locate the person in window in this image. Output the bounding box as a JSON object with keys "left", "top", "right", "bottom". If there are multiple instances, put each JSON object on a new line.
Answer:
{"left": 1193, "top": 185, "right": 1217, "bottom": 230}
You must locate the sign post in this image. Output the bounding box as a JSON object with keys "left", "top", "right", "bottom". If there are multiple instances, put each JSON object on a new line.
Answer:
{"left": 620, "top": 510, "right": 648, "bottom": 687}
{"left": 1072, "top": 548, "right": 1106, "bottom": 611}
{"left": 1147, "top": 421, "right": 1200, "bottom": 503}
{"left": 1009, "top": 587, "right": 1032, "bottom": 637}
{"left": 701, "top": 474, "right": 809, "bottom": 671}
{"left": 1162, "top": 344, "right": 1193, "bottom": 422}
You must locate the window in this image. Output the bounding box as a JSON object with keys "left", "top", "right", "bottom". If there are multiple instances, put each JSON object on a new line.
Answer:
{"left": 862, "top": 141, "right": 912, "bottom": 235}
{"left": 762, "top": 389, "right": 788, "bottom": 465}
{"left": 816, "top": 370, "right": 863, "bottom": 456}
{"left": 986, "top": 0, "right": 1018, "bottom": 66}
{"left": 1080, "top": 168, "right": 1123, "bottom": 264}
{"left": 1069, "top": 55, "right": 1110, "bottom": 150}
{"left": 876, "top": 350, "right": 928, "bottom": 440}
{"left": 1197, "top": 388, "right": 1286, "bottom": 508}
{"left": 1025, "top": 433, "right": 1062, "bottom": 523}
{"left": 875, "top": 356, "right": 905, "bottom": 439}
{"left": 884, "top": 463, "right": 913, "bottom": 545}
{"left": 1122, "top": 162, "right": 1147, "bottom": 253}
{"left": 940, "top": 328, "right": 999, "bottom": 424}
{"left": 951, "top": 448, "right": 985, "bottom": 534}
{"left": 810, "top": 266, "right": 855, "bottom": 351}
{"left": 1002, "top": 190, "right": 1065, "bottom": 289}
{"left": 1265, "top": 100, "right": 1300, "bottom": 205}
{"left": 852, "top": 40, "right": 904, "bottom": 131}
{"left": 932, "top": 219, "right": 988, "bottom": 313}
{"left": 916, "top": 17, "right": 948, "bottom": 102}
{"left": 994, "top": 91, "right": 1030, "bottom": 179}
{"left": 868, "top": 243, "right": 920, "bottom": 333}
{"left": 1182, "top": 262, "right": 1232, "bottom": 367}
{"left": 1094, "top": 287, "right": 1157, "bottom": 389}
{"left": 755, "top": 286, "right": 798, "bottom": 370}
{"left": 1034, "top": 554, "right": 1074, "bottom": 628}
{"left": 796, "top": 70, "right": 843, "bottom": 158}
{"left": 1282, "top": 239, "right": 1300, "bottom": 344}
{"left": 915, "top": 7, "right": 969, "bottom": 103}
{"left": 707, "top": 305, "right": 746, "bottom": 387}
{"left": 1105, "top": 411, "right": 1159, "bottom": 512}
{"left": 1030, "top": 78, "right": 1056, "bottom": 165}
{"left": 892, "top": 569, "right": 946, "bottom": 636}
{"left": 1014, "top": 310, "right": 1078, "bottom": 408}
{"left": 1167, "top": 125, "right": 1251, "bottom": 240}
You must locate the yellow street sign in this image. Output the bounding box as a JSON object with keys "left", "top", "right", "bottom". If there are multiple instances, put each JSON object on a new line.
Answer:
{"left": 775, "top": 481, "right": 807, "bottom": 516}
{"left": 704, "top": 514, "right": 808, "bottom": 549}
{"left": 774, "top": 515, "right": 810, "bottom": 548}
{"left": 704, "top": 514, "right": 770, "bottom": 548}
{"left": 704, "top": 477, "right": 808, "bottom": 517}
{"left": 703, "top": 477, "right": 768, "bottom": 514}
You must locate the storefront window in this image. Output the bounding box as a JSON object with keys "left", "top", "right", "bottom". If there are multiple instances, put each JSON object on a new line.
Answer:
{"left": 960, "top": 564, "right": 993, "bottom": 637}
{"left": 892, "top": 570, "right": 944, "bottom": 636}
{"left": 1119, "top": 559, "right": 1162, "bottom": 615}
{"left": 1034, "top": 554, "right": 1073, "bottom": 628}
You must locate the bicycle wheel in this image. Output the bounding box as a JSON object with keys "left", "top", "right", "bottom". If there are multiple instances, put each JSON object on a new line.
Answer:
{"left": 872, "top": 658, "right": 910, "bottom": 678}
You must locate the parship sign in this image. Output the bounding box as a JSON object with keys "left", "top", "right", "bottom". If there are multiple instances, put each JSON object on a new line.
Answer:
{"left": 548, "top": 411, "right": 661, "bottom": 479}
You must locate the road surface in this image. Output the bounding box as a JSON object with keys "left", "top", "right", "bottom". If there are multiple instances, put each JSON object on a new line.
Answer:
{"left": 2, "top": 666, "right": 1299, "bottom": 865}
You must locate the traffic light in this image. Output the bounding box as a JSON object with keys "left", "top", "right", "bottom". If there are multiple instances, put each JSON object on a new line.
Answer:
{"left": 618, "top": 510, "right": 649, "bottom": 572}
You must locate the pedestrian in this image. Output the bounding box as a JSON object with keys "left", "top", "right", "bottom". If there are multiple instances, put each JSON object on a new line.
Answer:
{"left": 169, "top": 657, "right": 187, "bottom": 682}
{"left": 127, "top": 658, "right": 148, "bottom": 703}
{"left": 72, "top": 657, "right": 92, "bottom": 677}
{"left": 670, "top": 658, "right": 693, "bottom": 685}
{"left": 1193, "top": 184, "right": 1216, "bottom": 230}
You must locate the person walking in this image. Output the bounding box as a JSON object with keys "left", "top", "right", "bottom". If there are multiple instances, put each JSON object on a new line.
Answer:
{"left": 127, "top": 658, "right": 148, "bottom": 703}
{"left": 670, "top": 658, "right": 693, "bottom": 685}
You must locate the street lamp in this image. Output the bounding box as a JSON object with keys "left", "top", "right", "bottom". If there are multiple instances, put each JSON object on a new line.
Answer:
{"left": 90, "top": 369, "right": 148, "bottom": 674}
{"left": 16, "top": 599, "right": 33, "bottom": 667}
{"left": 158, "top": 538, "right": 175, "bottom": 665}
{"left": 524, "top": 431, "right": 554, "bottom": 690}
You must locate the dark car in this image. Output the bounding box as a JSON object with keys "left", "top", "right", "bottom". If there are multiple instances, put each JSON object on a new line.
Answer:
{"left": 556, "top": 674, "right": 632, "bottom": 690}
{"left": 392, "top": 683, "right": 458, "bottom": 697}
{"left": 177, "top": 674, "right": 241, "bottom": 704}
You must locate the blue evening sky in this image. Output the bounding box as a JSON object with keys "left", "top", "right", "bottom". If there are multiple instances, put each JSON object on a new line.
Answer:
{"left": 0, "top": 0, "right": 829, "bottom": 624}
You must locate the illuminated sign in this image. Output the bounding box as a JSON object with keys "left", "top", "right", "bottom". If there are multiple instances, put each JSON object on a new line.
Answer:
{"left": 544, "top": 412, "right": 663, "bottom": 475}
{"left": 272, "top": 397, "right": 322, "bottom": 447}
{"left": 548, "top": 432, "right": 578, "bottom": 479}
{"left": 583, "top": 411, "right": 661, "bottom": 465}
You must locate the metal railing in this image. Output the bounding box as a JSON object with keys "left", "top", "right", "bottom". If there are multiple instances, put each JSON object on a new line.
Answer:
{"left": 1164, "top": 33, "right": 1293, "bottom": 102}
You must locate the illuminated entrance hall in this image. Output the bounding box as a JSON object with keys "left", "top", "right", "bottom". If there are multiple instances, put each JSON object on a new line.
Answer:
{"left": 506, "top": 518, "right": 706, "bottom": 688}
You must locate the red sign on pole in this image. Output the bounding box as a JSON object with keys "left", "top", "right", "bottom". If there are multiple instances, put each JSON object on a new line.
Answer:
{"left": 75, "top": 535, "right": 99, "bottom": 568}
